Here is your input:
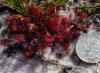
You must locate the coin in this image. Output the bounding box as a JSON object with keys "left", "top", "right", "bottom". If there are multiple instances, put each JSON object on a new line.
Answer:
{"left": 76, "top": 31, "right": 100, "bottom": 63}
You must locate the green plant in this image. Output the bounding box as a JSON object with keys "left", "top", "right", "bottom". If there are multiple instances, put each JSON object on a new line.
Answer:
{"left": 2, "top": 0, "right": 66, "bottom": 17}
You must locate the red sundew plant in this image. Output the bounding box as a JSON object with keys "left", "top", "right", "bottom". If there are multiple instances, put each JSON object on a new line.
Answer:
{"left": 1, "top": 0, "right": 90, "bottom": 57}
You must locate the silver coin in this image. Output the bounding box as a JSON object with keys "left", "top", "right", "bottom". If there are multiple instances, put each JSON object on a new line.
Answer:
{"left": 76, "top": 32, "right": 100, "bottom": 63}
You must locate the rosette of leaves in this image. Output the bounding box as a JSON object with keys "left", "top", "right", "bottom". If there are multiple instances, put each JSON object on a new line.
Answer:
{"left": 0, "top": 0, "right": 67, "bottom": 57}
{"left": 1, "top": 0, "right": 90, "bottom": 58}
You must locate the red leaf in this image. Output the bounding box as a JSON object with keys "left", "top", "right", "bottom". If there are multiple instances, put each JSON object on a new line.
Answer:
{"left": 81, "top": 12, "right": 87, "bottom": 19}
{"left": 76, "top": 32, "right": 80, "bottom": 37}
{"left": 10, "top": 23, "right": 19, "bottom": 31}
{"left": 79, "top": 12, "right": 88, "bottom": 22}
{"left": 1, "top": 38, "right": 14, "bottom": 46}
{"left": 26, "top": 45, "right": 32, "bottom": 51}
{"left": 74, "top": 8, "right": 79, "bottom": 17}
{"left": 14, "top": 35, "right": 25, "bottom": 43}
{"left": 47, "top": 15, "right": 72, "bottom": 33}
{"left": 61, "top": 17, "right": 71, "bottom": 25}
{"left": 28, "top": 6, "right": 44, "bottom": 21}
{"left": 56, "top": 34, "right": 64, "bottom": 39}
{"left": 66, "top": 30, "right": 72, "bottom": 39}
{"left": 24, "top": 45, "right": 34, "bottom": 57}
{"left": 65, "top": 24, "right": 73, "bottom": 39}
{"left": 56, "top": 6, "right": 61, "bottom": 11}
{"left": 6, "top": 17, "right": 14, "bottom": 22}
{"left": 21, "top": 17, "right": 31, "bottom": 23}
{"left": 24, "top": 51, "right": 34, "bottom": 57}
{"left": 47, "top": 15, "right": 62, "bottom": 32}
{"left": 86, "top": 24, "right": 90, "bottom": 29}
{"left": 1, "top": 40, "right": 10, "bottom": 46}
{"left": 47, "top": 4, "right": 55, "bottom": 16}
{"left": 27, "top": 23, "right": 36, "bottom": 32}
{"left": 44, "top": 33, "right": 54, "bottom": 43}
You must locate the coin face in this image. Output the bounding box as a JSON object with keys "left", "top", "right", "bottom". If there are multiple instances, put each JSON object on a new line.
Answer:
{"left": 76, "top": 31, "right": 100, "bottom": 63}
